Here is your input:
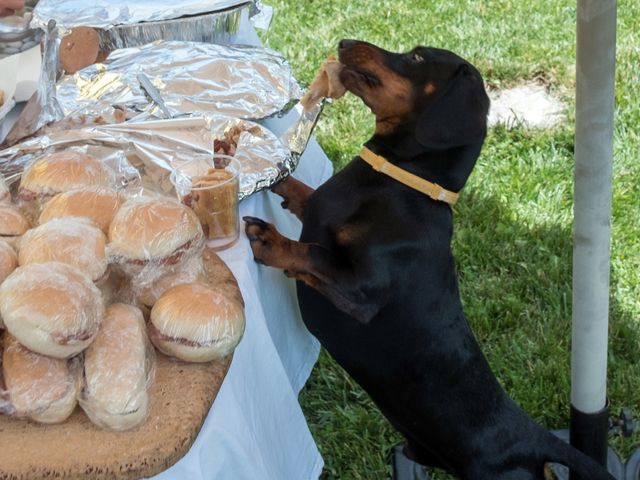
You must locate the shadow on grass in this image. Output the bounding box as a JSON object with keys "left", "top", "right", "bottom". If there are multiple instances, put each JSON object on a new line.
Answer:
{"left": 300, "top": 188, "right": 640, "bottom": 479}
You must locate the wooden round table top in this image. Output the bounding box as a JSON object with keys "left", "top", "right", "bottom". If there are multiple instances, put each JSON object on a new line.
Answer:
{"left": 0, "top": 248, "right": 241, "bottom": 479}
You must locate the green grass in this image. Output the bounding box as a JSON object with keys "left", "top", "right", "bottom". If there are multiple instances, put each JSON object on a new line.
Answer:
{"left": 260, "top": 1, "right": 640, "bottom": 478}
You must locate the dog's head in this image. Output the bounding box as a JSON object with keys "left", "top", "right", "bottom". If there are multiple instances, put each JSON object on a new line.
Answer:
{"left": 338, "top": 39, "right": 489, "bottom": 154}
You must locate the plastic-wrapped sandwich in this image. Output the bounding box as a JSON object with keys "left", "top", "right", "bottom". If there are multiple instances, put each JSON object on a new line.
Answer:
{"left": 80, "top": 303, "right": 154, "bottom": 431}
{"left": 0, "top": 205, "right": 30, "bottom": 249}
{"left": 17, "top": 150, "right": 115, "bottom": 218}
{"left": 135, "top": 255, "right": 206, "bottom": 308}
{"left": 149, "top": 283, "right": 244, "bottom": 363}
{"left": 107, "top": 197, "right": 204, "bottom": 278}
{"left": 0, "top": 262, "right": 104, "bottom": 358}
{"left": 18, "top": 217, "right": 108, "bottom": 283}
{"left": 1, "top": 333, "right": 80, "bottom": 424}
{"left": 39, "top": 186, "right": 124, "bottom": 234}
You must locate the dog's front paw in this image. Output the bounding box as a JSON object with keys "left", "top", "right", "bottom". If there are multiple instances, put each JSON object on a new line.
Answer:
{"left": 243, "top": 216, "right": 284, "bottom": 267}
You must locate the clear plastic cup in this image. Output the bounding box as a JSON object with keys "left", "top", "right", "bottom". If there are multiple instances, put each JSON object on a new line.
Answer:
{"left": 170, "top": 154, "right": 240, "bottom": 251}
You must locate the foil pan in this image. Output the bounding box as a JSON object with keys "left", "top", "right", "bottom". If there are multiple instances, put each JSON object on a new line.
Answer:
{"left": 55, "top": 41, "right": 301, "bottom": 121}
{"left": 32, "top": 0, "right": 250, "bottom": 31}
{"left": 3, "top": 40, "right": 302, "bottom": 146}
{"left": 0, "top": 114, "right": 293, "bottom": 200}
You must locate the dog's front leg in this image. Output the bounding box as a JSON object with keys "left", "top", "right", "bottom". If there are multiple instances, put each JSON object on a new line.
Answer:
{"left": 244, "top": 216, "right": 383, "bottom": 323}
{"left": 271, "top": 176, "right": 314, "bottom": 221}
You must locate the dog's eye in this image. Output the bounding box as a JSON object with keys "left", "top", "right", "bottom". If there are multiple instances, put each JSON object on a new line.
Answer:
{"left": 411, "top": 52, "right": 424, "bottom": 63}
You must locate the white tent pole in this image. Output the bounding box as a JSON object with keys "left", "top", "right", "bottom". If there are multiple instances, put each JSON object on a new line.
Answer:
{"left": 570, "top": 0, "right": 616, "bottom": 468}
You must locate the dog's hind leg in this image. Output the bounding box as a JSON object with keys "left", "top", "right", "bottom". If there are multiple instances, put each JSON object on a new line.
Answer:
{"left": 271, "top": 176, "right": 314, "bottom": 221}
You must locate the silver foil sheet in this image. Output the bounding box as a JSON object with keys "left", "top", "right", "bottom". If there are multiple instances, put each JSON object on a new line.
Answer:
{"left": 56, "top": 41, "right": 301, "bottom": 121}
{"left": 31, "top": 0, "right": 249, "bottom": 31}
{"left": 0, "top": 114, "right": 293, "bottom": 200}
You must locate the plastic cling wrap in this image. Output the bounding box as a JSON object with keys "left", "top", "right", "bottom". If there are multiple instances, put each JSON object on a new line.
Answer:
{"left": 1, "top": 333, "right": 80, "bottom": 423}
{"left": 0, "top": 262, "right": 104, "bottom": 359}
{"left": 38, "top": 186, "right": 124, "bottom": 234}
{"left": 149, "top": 283, "right": 244, "bottom": 363}
{"left": 107, "top": 196, "right": 204, "bottom": 279}
{"left": 18, "top": 217, "right": 108, "bottom": 282}
{"left": 80, "top": 303, "right": 154, "bottom": 431}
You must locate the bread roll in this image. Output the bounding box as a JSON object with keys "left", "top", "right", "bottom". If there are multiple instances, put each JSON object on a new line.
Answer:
{"left": 2, "top": 333, "right": 79, "bottom": 423}
{"left": 81, "top": 303, "right": 152, "bottom": 431}
{"left": 0, "top": 262, "right": 104, "bottom": 358}
{"left": 19, "top": 217, "right": 108, "bottom": 282}
{"left": 107, "top": 197, "right": 203, "bottom": 275}
{"left": 39, "top": 186, "right": 123, "bottom": 234}
{"left": 18, "top": 151, "right": 114, "bottom": 209}
{"left": 136, "top": 254, "right": 206, "bottom": 307}
{"left": 0, "top": 240, "right": 17, "bottom": 330}
{"left": 149, "top": 283, "right": 244, "bottom": 363}
{"left": 0, "top": 205, "right": 30, "bottom": 248}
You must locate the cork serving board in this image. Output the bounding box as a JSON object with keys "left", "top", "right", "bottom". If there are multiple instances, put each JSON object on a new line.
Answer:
{"left": 0, "top": 248, "right": 242, "bottom": 480}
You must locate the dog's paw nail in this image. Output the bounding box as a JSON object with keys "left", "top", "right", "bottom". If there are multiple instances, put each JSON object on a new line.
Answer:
{"left": 243, "top": 216, "right": 269, "bottom": 228}
{"left": 281, "top": 201, "right": 289, "bottom": 209}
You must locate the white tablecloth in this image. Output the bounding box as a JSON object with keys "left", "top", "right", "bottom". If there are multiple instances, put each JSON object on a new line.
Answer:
{"left": 0, "top": 12, "right": 330, "bottom": 479}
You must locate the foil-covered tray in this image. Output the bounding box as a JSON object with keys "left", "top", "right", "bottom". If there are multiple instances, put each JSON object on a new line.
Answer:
{"left": 0, "top": 115, "right": 293, "bottom": 200}
{"left": 55, "top": 41, "right": 302, "bottom": 121}
{"left": 32, "top": 0, "right": 250, "bottom": 31}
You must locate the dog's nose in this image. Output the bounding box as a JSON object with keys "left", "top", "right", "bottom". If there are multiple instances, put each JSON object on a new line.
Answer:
{"left": 339, "top": 39, "right": 358, "bottom": 51}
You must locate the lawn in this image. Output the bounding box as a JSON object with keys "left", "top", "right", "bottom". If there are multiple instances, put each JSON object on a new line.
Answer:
{"left": 260, "top": 1, "right": 640, "bottom": 478}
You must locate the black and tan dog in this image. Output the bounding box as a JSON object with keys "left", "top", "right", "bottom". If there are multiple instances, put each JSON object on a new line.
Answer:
{"left": 244, "top": 40, "right": 613, "bottom": 480}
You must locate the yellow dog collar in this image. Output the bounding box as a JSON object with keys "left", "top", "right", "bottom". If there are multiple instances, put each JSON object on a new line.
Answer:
{"left": 359, "top": 147, "right": 459, "bottom": 205}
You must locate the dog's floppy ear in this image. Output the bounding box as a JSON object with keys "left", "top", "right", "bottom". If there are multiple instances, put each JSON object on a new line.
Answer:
{"left": 416, "top": 64, "right": 489, "bottom": 150}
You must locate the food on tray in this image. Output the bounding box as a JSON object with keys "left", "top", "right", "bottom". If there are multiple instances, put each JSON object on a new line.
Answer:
{"left": 18, "top": 151, "right": 114, "bottom": 218}
{"left": 0, "top": 205, "right": 30, "bottom": 247}
{"left": 0, "top": 240, "right": 17, "bottom": 330}
{"left": 18, "top": 217, "right": 108, "bottom": 283}
{"left": 107, "top": 197, "right": 203, "bottom": 275}
{"left": 300, "top": 55, "right": 346, "bottom": 109}
{"left": 213, "top": 124, "right": 263, "bottom": 157}
{"left": 181, "top": 167, "right": 239, "bottom": 245}
{"left": 0, "top": 175, "right": 9, "bottom": 204}
{"left": 149, "top": 283, "right": 244, "bottom": 363}
{"left": 80, "top": 303, "right": 152, "bottom": 431}
{"left": 0, "top": 262, "right": 104, "bottom": 359}
{"left": 136, "top": 255, "right": 206, "bottom": 308}
{"left": 2, "top": 333, "right": 79, "bottom": 424}
{"left": 39, "top": 186, "right": 124, "bottom": 234}
{"left": 59, "top": 27, "right": 101, "bottom": 74}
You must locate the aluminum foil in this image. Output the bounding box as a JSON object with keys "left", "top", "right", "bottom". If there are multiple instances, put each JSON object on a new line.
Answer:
{"left": 56, "top": 41, "right": 301, "bottom": 120}
{"left": 32, "top": 0, "right": 250, "bottom": 31}
{"left": 0, "top": 114, "right": 293, "bottom": 200}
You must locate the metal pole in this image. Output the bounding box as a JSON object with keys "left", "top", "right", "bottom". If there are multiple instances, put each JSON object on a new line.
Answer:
{"left": 570, "top": 0, "right": 616, "bottom": 473}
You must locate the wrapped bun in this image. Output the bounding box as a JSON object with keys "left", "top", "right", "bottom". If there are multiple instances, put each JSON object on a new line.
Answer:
{"left": 136, "top": 254, "right": 206, "bottom": 307}
{"left": 18, "top": 151, "right": 114, "bottom": 217}
{"left": 39, "top": 186, "right": 124, "bottom": 234}
{"left": 18, "top": 217, "right": 108, "bottom": 282}
{"left": 0, "top": 262, "right": 104, "bottom": 358}
{"left": 80, "top": 303, "right": 153, "bottom": 431}
{"left": 0, "top": 240, "right": 17, "bottom": 330}
{"left": 149, "top": 283, "right": 244, "bottom": 363}
{"left": 107, "top": 197, "right": 203, "bottom": 276}
{"left": 0, "top": 175, "right": 9, "bottom": 203}
{"left": 0, "top": 205, "right": 30, "bottom": 248}
{"left": 2, "top": 333, "right": 79, "bottom": 423}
